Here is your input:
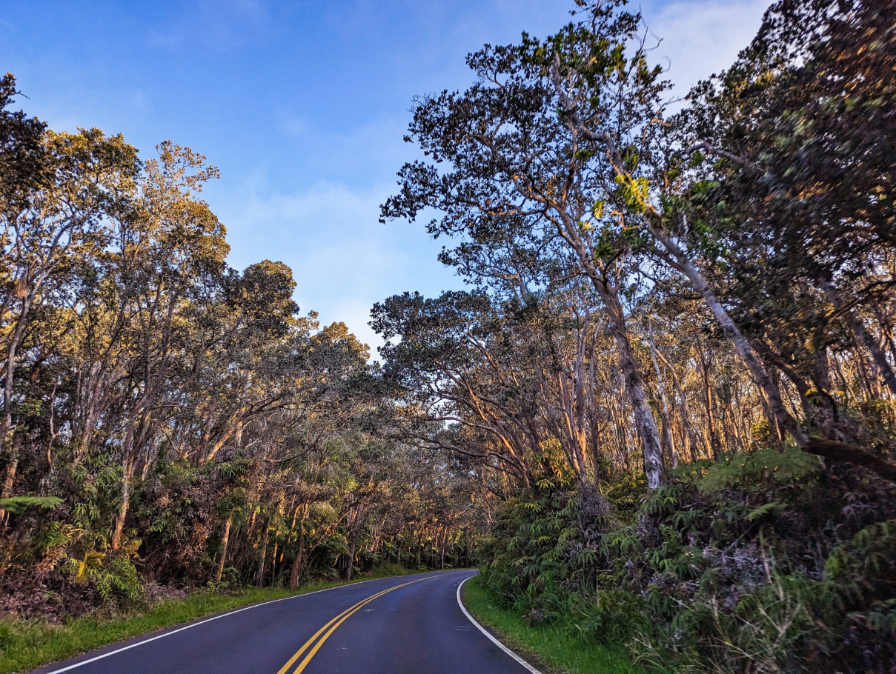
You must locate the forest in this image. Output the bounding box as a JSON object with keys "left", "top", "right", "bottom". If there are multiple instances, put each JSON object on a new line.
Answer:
{"left": 2, "top": 0, "right": 895, "bottom": 671}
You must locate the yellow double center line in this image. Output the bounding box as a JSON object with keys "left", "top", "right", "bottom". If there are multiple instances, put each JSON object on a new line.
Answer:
{"left": 276, "top": 577, "right": 430, "bottom": 674}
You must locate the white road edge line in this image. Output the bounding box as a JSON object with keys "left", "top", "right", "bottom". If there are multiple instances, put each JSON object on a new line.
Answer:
{"left": 456, "top": 575, "right": 541, "bottom": 674}
{"left": 43, "top": 573, "right": 434, "bottom": 674}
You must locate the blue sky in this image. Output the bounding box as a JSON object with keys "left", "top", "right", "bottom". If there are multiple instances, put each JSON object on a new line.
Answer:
{"left": 2, "top": 0, "right": 770, "bottom": 355}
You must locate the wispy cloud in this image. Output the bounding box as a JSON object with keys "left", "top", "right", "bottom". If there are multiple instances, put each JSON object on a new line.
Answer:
{"left": 271, "top": 112, "right": 411, "bottom": 186}
{"left": 212, "top": 178, "right": 458, "bottom": 358}
{"left": 146, "top": 0, "right": 284, "bottom": 52}
{"left": 277, "top": 112, "right": 308, "bottom": 138}
{"left": 646, "top": 0, "right": 773, "bottom": 98}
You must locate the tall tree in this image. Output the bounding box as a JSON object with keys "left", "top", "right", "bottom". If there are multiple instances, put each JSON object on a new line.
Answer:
{"left": 381, "top": 1, "right": 670, "bottom": 486}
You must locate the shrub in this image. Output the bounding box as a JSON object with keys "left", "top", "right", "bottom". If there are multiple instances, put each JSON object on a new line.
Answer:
{"left": 479, "top": 450, "right": 896, "bottom": 672}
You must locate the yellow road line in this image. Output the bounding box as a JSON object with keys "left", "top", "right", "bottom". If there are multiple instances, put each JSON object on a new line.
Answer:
{"left": 277, "top": 577, "right": 429, "bottom": 674}
{"left": 275, "top": 585, "right": 397, "bottom": 674}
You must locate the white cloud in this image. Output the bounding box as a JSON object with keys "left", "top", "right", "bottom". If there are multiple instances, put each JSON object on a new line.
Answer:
{"left": 146, "top": 0, "right": 280, "bottom": 52}
{"left": 271, "top": 112, "right": 411, "bottom": 186}
{"left": 647, "top": 0, "right": 774, "bottom": 98}
{"left": 213, "top": 178, "right": 459, "bottom": 361}
{"left": 220, "top": 180, "right": 394, "bottom": 272}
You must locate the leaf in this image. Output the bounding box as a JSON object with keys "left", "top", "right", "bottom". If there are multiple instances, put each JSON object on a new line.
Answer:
{"left": 745, "top": 501, "right": 784, "bottom": 522}
{"left": 0, "top": 495, "right": 63, "bottom": 514}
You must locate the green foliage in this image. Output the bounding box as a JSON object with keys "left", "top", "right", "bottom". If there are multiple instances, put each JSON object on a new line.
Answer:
{"left": 2, "top": 3, "right": 896, "bottom": 674}
{"left": 81, "top": 555, "right": 143, "bottom": 608}
{"left": 480, "top": 447, "right": 896, "bottom": 672}
{"left": 697, "top": 445, "right": 821, "bottom": 493}
{"left": 824, "top": 520, "right": 896, "bottom": 632}
{"left": 462, "top": 575, "right": 641, "bottom": 674}
{"left": 0, "top": 496, "right": 62, "bottom": 515}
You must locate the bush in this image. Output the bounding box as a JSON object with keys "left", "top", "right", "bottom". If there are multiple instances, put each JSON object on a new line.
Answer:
{"left": 479, "top": 451, "right": 896, "bottom": 672}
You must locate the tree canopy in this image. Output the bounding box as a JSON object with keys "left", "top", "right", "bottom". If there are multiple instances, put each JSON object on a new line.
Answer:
{"left": 2, "top": 0, "right": 895, "bottom": 668}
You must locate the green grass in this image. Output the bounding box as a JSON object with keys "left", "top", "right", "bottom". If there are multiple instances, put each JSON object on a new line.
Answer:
{"left": 0, "top": 564, "right": 429, "bottom": 674}
{"left": 461, "top": 575, "right": 642, "bottom": 674}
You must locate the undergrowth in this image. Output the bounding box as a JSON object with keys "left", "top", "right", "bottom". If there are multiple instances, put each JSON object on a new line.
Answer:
{"left": 478, "top": 447, "right": 896, "bottom": 673}
{"left": 462, "top": 574, "right": 641, "bottom": 674}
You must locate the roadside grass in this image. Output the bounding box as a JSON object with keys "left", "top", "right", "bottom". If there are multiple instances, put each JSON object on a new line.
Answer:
{"left": 461, "top": 575, "right": 643, "bottom": 674}
{"left": 0, "top": 564, "right": 430, "bottom": 674}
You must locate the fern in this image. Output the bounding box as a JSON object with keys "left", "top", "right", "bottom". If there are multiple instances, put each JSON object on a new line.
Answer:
{"left": 698, "top": 446, "right": 821, "bottom": 493}
{"left": 0, "top": 495, "right": 63, "bottom": 514}
{"left": 745, "top": 501, "right": 784, "bottom": 522}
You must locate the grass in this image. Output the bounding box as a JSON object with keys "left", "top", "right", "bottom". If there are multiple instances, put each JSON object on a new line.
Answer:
{"left": 0, "top": 564, "right": 429, "bottom": 674}
{"left": 461, "top": 575, "right": 643, "bottom": 674}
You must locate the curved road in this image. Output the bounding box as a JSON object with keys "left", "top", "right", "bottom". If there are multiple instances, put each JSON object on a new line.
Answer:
{"left": 36, "top": 569, "right": 538, "bottom": 674}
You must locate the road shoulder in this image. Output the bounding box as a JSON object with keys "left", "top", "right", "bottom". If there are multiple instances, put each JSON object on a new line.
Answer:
{"left": 459, "top": 575, "right": 641, "bottom": 674}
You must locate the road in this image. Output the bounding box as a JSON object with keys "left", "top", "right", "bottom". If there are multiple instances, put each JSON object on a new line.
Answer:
{"left": 36, "top": 569, "right": 538, "bottom": 674}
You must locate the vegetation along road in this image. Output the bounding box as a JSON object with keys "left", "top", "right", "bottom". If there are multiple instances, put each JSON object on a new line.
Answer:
{"left": 2, "top": 0, "right": 895, "bottom": 670}
{"left": 35, "top": 570, "right": 536, "bottom": 674}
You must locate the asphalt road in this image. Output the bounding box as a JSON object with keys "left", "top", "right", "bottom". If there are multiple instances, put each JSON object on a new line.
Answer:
{"left": 36, "top": 569, "right": 537, "bottom": 674}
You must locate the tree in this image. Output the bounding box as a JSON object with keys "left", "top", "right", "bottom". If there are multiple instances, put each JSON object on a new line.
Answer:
{"left": 381, "top": 1, "right": 670, "bottom": 487}
{"left": 675, "top": 0, "right": 896, "bottom": 477}
{"left": 1, "top": 128, "right": 139, "bottom": 521}
{"left": 0, "top": 74, "right": 47, "bottom": 216}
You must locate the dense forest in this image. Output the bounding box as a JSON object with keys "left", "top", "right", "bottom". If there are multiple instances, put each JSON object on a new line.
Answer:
{"left": 2, "top": 0, "right": 895, "bottom": 670}
{"left": 0, "top": 75, "right": 487, "bottom": 616}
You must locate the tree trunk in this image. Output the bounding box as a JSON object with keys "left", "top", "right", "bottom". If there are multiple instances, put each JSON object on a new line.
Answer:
{"left": 811, "top": 349, "right": 840, "bottom": 438}
{"left": 821, "top": 281, "right": 896, "bottom": 396}
{"left": 871, "top": 298, "right": 896, "bottom": 368}
{"left": 0, "top": 296, "right": 32, "bottom": 455}
{"left": 647, "top": 329, "right": 677, "bottom": 468}
{"left": 753, "top": 378, "right": 783, "bottom": 444}
{"left": 111, "top": 474, "right": 131, "bottom": 552}
{"left": 0, "top": 445, "right": 19, "bottom": 526}
{"left": 755, "top": 340, "right": 840, "bottom": 440}
{"left": 552, "top": 211, "right": 665, "bottom": 487}
{"left": 660, "top": 352, "right": 700, "bottom": 462}
{"left": 697, "top": 347, "right": 722, "bottom": 460}
{"left": 649, "top": 223, "right": 809, "bottom": 447}
{"left": 256, "top": 524, "right": 269, "bottom": 587}
{"left": 805, "top": 437, "right": 896, "bottom": 482}
{"left": 289, "top": 513, "right": 305, "bottom": 590}
{"left": 346, "top": 537, "right": 357, "bottom": 581}
{"left": 601, "top": 287, "right": 666, "bottom": 488}
{"left": 0, "top": 296, "right": 33, "bottom": 523}
{"left": 215, "top": 515, "right": 232, "bottom": 582}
